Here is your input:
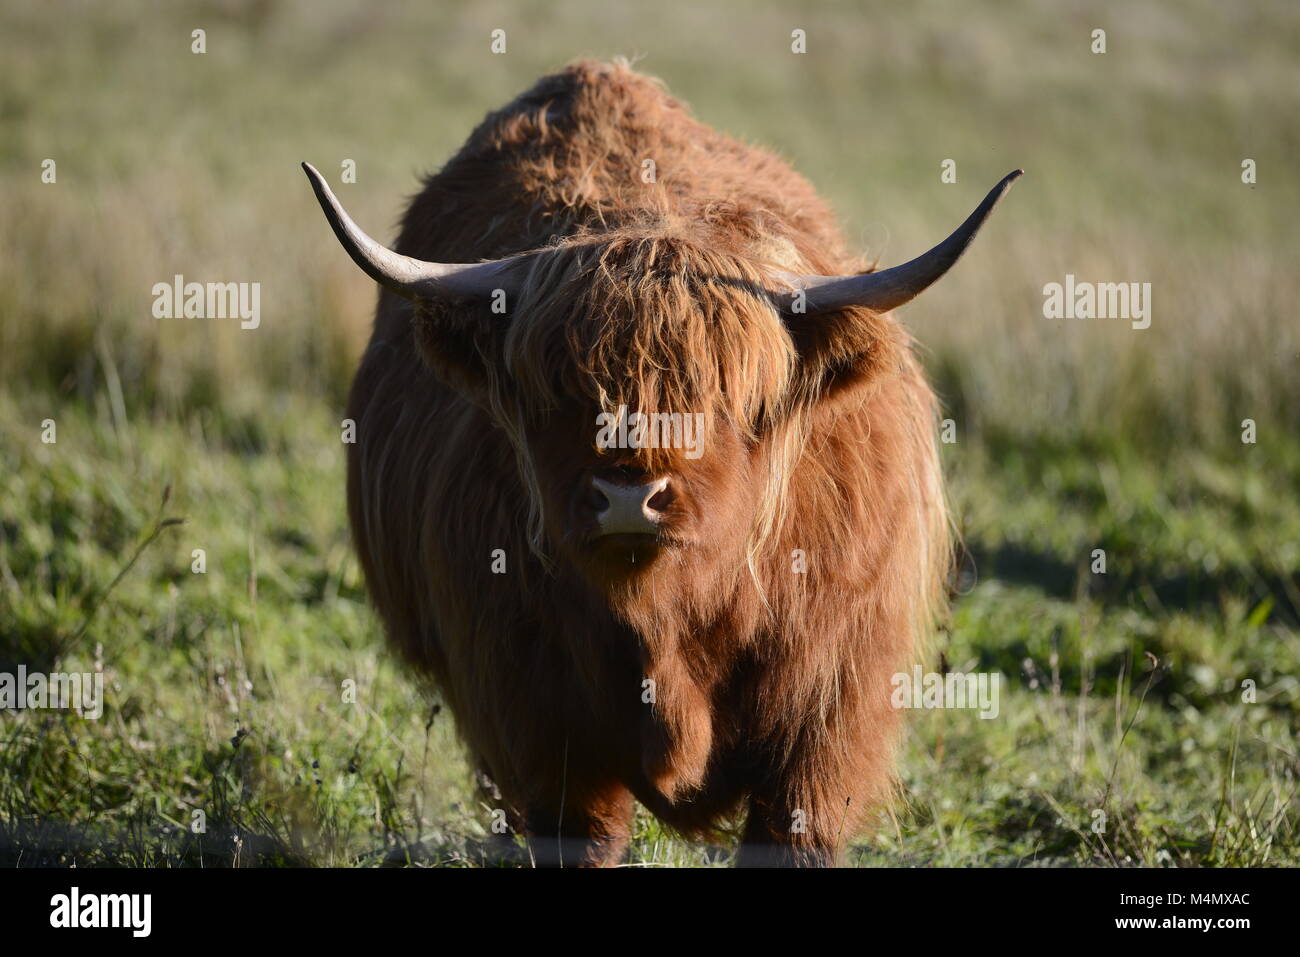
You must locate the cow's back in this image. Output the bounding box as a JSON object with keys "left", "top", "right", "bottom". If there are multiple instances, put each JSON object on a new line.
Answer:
{"left": 391, "top": 59, "right": 852, "bottom": 274}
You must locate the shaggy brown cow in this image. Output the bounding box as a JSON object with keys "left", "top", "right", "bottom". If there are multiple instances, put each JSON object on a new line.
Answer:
{"left": 304, "top": 59, "right": 1018, "bottom": 867}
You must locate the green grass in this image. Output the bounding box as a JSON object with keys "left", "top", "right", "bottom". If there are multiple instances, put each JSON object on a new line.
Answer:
{"left": 2, "top": 393, "right": 1295, "bottom": 867}
{"left": 1, "top": 0, "right": 1297, "bottom": 866}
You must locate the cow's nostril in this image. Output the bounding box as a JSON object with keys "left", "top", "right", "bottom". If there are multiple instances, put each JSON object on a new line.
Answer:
{"left": 584, "top": 482, "right": 611, "bottom": 514}
{"left": 645, "top": 482, "right": 673, "bottom": 514}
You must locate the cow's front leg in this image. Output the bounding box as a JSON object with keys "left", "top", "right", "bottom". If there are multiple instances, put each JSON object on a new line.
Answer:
{"left": 523, "top": 783, "right": 635, "bottom": 868}
{"left": 736, "top": 791, "right": 844, "bottom": 867}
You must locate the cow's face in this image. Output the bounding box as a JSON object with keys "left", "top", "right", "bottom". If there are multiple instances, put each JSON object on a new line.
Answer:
{"left": 521, "top": 394, "right": 770, "bottom": 584}
{"left": 402, "top": 226, "right": 917, "bottom": 595}
{"left": 490, "top": 232, "right": 802, "bottom": 588}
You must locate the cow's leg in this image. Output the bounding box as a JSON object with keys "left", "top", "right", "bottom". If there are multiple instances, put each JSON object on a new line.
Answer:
{"left": 736, "top": 747, "right": 882, "bottom": 867}
{"left": 736, "top": 793, "right": 842, "bottom": 867}
{"left": 523, "top": 783, "right": 635, "bottom": 868}
{"left": 737, "top": 617, "right": 905, "bottom": 867}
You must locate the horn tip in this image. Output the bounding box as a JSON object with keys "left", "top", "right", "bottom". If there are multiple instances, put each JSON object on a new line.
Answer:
{"left": 301, "top": 163, "right": 334, "bottom": 209}
{"left": 987, "top": 169, "right": 1024, "bottom": 202}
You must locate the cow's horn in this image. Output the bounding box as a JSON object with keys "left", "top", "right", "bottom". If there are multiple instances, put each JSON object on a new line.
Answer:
{"left": 776, "top": 169, "right": 1022, "bottom": 316}
{"left": 301, "top": 162, "right": 523, "bottom": 302}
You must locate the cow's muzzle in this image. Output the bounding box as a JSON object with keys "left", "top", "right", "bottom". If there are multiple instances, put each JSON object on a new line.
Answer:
{"left": 588, "top": 475, "right": 672, "bottom": 537}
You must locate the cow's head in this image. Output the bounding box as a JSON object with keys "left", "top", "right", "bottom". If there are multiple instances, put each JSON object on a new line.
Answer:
{"left": 303, "top": 163, "right": 1019, "bottom": 600}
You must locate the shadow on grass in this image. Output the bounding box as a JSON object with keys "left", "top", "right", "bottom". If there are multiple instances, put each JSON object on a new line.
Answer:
{"left": 961, "top": 541, "right": 1300, "bottom": 628}
{"left": 0, "top": 816, "right": 310, "bottom": 868}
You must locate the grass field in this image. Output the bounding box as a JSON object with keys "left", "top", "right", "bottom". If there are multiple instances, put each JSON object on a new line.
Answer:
{"left": 1, "top": 0, "right": 1297, "bottom": 866}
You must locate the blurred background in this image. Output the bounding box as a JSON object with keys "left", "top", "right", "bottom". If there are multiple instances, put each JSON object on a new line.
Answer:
{"left": 0, "top": 0, "right": 1296, "bottom": 866}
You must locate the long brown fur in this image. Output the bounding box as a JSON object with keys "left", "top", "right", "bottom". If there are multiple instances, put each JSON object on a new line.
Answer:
{"left": 345, "top": 60, "right": 950, "bottom": 866}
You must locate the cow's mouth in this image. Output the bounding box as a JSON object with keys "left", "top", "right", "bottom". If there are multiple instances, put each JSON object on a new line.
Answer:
{"left": 587, "top": 531, "right": 677, "bottom": 568}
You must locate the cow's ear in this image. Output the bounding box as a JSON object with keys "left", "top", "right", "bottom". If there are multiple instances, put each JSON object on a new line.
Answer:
{"left": 409, "top": 293, "right": 512, "bottom": 404}
{"left": 785, "top": 306, "right": 905, "bottom": 409}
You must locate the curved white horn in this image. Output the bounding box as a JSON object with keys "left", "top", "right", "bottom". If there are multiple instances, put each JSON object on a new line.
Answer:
{"left": 301, "top": 162, "right": 524, "bottom": 302}
{"left": 776, "top": 169, "right": 1023, "bottom": 316}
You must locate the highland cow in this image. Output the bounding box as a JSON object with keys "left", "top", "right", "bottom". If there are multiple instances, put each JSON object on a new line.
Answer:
{"left": 304, "top": 60, "right": 1019, "bottom": 866}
